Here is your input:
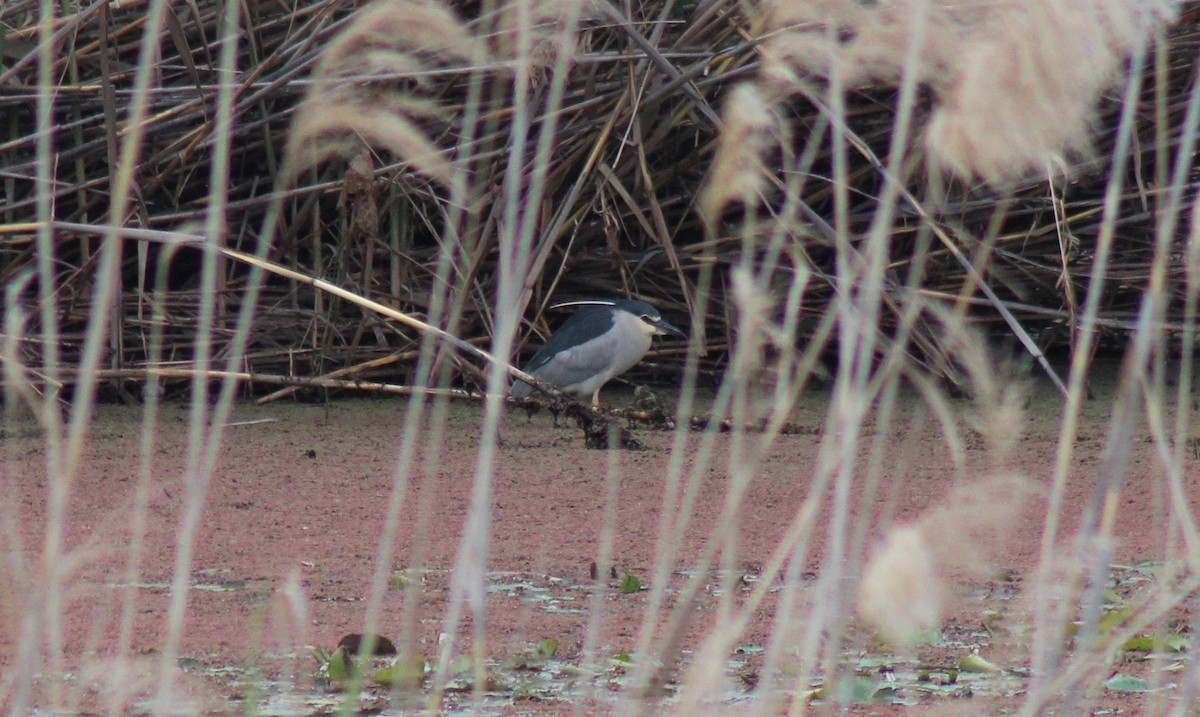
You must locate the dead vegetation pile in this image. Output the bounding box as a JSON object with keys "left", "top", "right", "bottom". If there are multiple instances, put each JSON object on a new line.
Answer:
{"left": 1, "top": 0, "right": 1198, "bottom": 397}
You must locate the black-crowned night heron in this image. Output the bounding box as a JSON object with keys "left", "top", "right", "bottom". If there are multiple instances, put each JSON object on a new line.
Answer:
{"left": 511, "top": 299, "right": 685, "bottom": 407}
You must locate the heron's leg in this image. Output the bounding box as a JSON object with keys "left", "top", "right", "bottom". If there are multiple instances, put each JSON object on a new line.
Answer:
{"left": 591, "top": 389, "right": 601, "bottom": 408}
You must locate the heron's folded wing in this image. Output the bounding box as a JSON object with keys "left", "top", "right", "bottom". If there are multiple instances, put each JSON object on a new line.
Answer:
{"left": 528, "top": 335, "right": 616, "bottom": 390}
{"left": 515, "top": 307, "right": 615, "bottom": 395}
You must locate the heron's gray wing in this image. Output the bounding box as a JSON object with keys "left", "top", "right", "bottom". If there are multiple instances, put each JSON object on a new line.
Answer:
{"left": 513, "top": 308, "right": 615, "bottom": 396}
{"left": 523, "top": 308, "right": 614, "bottom": 372}
{"left": 527, "top": 333, "right": 617, "bottom": 388}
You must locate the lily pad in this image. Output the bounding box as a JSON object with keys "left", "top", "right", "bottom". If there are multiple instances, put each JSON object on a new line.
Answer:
{"left": 447, "top": 653, "right": 474, "bottom": 676}
{"left": 811, "top": 677, "right": 903, "bottom": 704}
{"left": 373, "top": 655, "right": 427, "bottom": 689}
{"left": 1104, "top": 674, "right": 1148, "bottom": 693}
{"left": 958, "top": 655, "right": 1001, "bottom": 674}
{"left": 1124, "top": 633, "right": 1190, "bottom": 654}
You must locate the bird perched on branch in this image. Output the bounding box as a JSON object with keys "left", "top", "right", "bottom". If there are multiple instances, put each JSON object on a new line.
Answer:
{"left": 511, "top": 299, "right": 685, "bottom": 408}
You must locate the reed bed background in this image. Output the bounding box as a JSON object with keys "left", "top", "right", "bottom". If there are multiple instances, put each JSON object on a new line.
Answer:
{"left": 4, "top": 0, "right": 1200, "bottom": 714}
{"left": 1, "top": 0, "right": 1196, "bottom": 394}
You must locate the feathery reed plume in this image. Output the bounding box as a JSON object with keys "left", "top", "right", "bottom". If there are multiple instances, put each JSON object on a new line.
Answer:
{"left": 859, "top": 474, "right": 1031, "bottom": 643}
{"left": 926, "top": 0, "right": 1177, "bottom": 184}
{"left": 730, "top": 0, "right": 1179, "bottom": 185}
{"left": 286, "top": 0, "right": 483, "bottom": 184}
{"left": 858, "top": 523, "right": 942, "bottom": 643}
{"left": 923, "top": 302, "right": 1029, "bottom": 462}
{"left": 759, "top": 0, "right": 967, "bottom": 89}
{"left": 489, "top": 0, "right": 599, "bottom": 74}
{"left": 700, "top": 83, "right": 777, "bottom": 223}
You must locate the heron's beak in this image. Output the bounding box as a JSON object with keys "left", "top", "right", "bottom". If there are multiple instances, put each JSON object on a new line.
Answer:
{"left": 651, "top": 318, "right": 686, "bottom": 339}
